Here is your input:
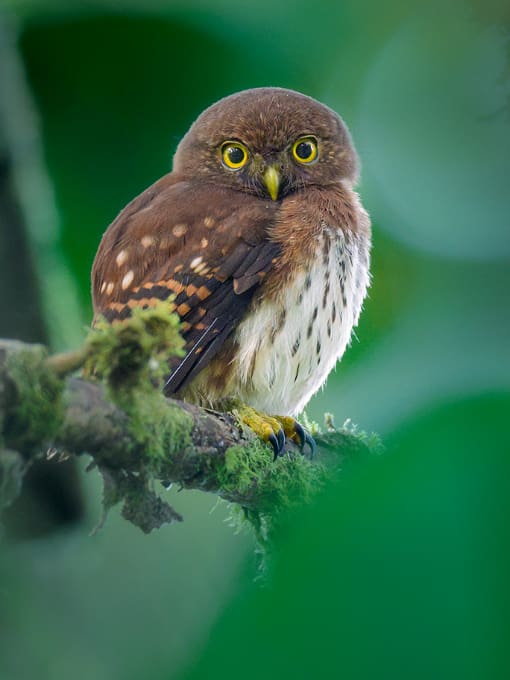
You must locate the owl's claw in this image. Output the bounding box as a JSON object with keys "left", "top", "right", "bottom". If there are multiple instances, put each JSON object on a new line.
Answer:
{"left": 268, "top": 430, "right": 285, "bottom": 459}
{"left": 237, "top": 406, "right": 286, "bottom": 458}
{"left": 276, "top": 427, "right": 286, "bottom": 456}
{"left": 236, "top": 406, "right": 315, "bottom": 459}
{"left": 292, "top": 421, "right": 317, "bottom": 459}
{"left": 275, "top": 416, "right": 316, "bottom": 458}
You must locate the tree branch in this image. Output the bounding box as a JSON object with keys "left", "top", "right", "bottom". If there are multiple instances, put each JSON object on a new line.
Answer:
{"left": 0, "top": 320, "right": 379, "bottom": 537}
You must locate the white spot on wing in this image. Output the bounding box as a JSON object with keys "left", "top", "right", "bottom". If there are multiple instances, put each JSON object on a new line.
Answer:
{"left": 141, "top": 235, "right": 154, "bottom": 248}
{"left": 172, "top": 224, "right": 187, "bottom": 237}
{"left": 116, "top": 250, "right": 128, "bottom": 266}
{"left": 121, "top": 270, "right": 134, "bottom": 290}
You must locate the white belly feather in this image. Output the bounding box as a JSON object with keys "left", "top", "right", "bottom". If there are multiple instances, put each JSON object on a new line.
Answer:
{"left": 231, "top": 228, "right": 370, "bottom": 415}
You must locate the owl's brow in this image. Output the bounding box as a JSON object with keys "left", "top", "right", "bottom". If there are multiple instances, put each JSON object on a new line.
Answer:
{"left": 212, "top": 135, "right": 248, "bottom": 146}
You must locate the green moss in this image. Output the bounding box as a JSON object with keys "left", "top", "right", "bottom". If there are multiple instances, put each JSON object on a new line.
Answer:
{"left": 125, "top": 391, "right": 193, "bottom": 477}
{"left": 96, "top": 392, "right": 193, "bottom": 531}
{"left": 84, "top": 301, "right": 185, "bottom": 392}
{"left": 221, "top": 415, "right": 381, "bottom": 554}
{"left": 83, "top": 303, "right": 193, "bottom": 477}
{"left": 3, "top": 344, "right": 64, "bottom": 455}
{"left": 220, "top": 440, "right": 327, "bottom": 516}
{"left": 80, "top": 304, "right": 195, "bottom": 530}
{"left": 220, "top": 446, "right": 328, "bottom": 558}
{"left": 221, "top": 440, "right": 273, "bottom": 494}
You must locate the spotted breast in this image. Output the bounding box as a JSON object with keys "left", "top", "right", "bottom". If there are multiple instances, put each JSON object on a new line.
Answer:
{"left": 180, "top": 185, "right": 371, "bottom": 415}
{"left": 230, "top": 232, "right": 369, "bottom": 415}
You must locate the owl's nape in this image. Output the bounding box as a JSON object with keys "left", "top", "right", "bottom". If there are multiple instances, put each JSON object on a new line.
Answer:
{"left": 91, "top": 87, "right": 371, "bottom": 459}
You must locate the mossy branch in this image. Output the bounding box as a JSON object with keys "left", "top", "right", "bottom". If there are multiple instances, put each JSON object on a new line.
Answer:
{"left": 0, "top": 306, "right": 379, "bottom": 537}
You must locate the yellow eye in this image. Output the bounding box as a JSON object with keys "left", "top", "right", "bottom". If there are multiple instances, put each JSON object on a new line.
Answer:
{"left": 221, "top": 141, "right": 249, "bottom": 170}
{"left": 292, "top": 136, "right": 318, "bottom": 164}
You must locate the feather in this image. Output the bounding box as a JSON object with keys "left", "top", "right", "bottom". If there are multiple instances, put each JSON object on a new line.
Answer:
{"left": 92, "top": 178, "right": 281, "bottom": 394}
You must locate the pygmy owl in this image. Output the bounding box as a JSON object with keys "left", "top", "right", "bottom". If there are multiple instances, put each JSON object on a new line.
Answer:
{"left": 92, "top": 87, "right": 371, "bottom": 455}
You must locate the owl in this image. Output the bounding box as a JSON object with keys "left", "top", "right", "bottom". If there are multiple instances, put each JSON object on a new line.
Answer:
{"left": 92, "top": 87, "right": 371, "bottom": 455}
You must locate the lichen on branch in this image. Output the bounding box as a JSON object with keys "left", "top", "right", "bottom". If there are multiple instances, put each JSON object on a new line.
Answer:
{"left": 0, "top": 304, "right": 380, "bottom": 539}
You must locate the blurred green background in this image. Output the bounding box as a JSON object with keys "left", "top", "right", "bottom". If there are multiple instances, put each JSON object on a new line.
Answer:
{"left": 1, "top": 0, "right": 509, "bottom": 678}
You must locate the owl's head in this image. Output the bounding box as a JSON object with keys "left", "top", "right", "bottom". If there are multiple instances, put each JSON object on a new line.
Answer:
{"left": 173, "top": 87, "right": 359, "bottom": 201}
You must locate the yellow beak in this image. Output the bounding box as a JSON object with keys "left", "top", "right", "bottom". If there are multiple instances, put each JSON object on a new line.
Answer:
{"left": 263, "top": 166, "right": 281, "bottom": 201}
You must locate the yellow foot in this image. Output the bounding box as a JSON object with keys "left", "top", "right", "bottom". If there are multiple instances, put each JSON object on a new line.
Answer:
{"left": 237, "top": 406, "right": 316, "bottom": 459}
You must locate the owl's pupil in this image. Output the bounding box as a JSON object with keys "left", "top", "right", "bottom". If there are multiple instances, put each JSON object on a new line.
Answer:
{"left": 296, "top": 142, "right": 312, "bottom": 159}
{"left": 228, "top": 146, "right": 245, "bottom": 164}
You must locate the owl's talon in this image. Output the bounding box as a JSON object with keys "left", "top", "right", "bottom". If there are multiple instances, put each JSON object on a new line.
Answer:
{"left": 236, "top": 407, "right": 314, "bottom": 459}
{"left": 268, "top": 433, "right": 282, "bottom": 459}
{"left": 237, "top": 406, "right": 286, "bottom": 457}
{"left": 293, "top": 421, "right": 316, "bottom": 458}
{"left": 274, "top": 415, "right": 315, "bottom": 458}
{"left": 276, "top": 427, "right": 285, "bottom": 455}
{"left": 293, "top": 421, "right": 306, "bottom": 448}
{"left": 302, "top": 430, "right": 316, "bottom": 458}
{"left": 268, "top": 426, "right": 286, "bottom": 458}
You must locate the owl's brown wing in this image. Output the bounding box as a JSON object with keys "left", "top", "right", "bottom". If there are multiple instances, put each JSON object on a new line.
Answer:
{"left": 92, "top": 174, "right": 281, "bottom": 395}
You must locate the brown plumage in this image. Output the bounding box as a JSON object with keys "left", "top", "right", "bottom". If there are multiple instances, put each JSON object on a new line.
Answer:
{"left": 92, "top": 87, "right": 371, "bottom": 451}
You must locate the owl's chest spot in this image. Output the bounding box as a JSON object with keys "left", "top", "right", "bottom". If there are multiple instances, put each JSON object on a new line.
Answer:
{"left": 233, "top": 230, "right": 369, "bottom": 415}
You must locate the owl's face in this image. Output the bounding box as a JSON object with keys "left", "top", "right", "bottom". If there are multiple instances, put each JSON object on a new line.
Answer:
{"left": 173, "top": 87, "right": 359, "bottom": 201}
